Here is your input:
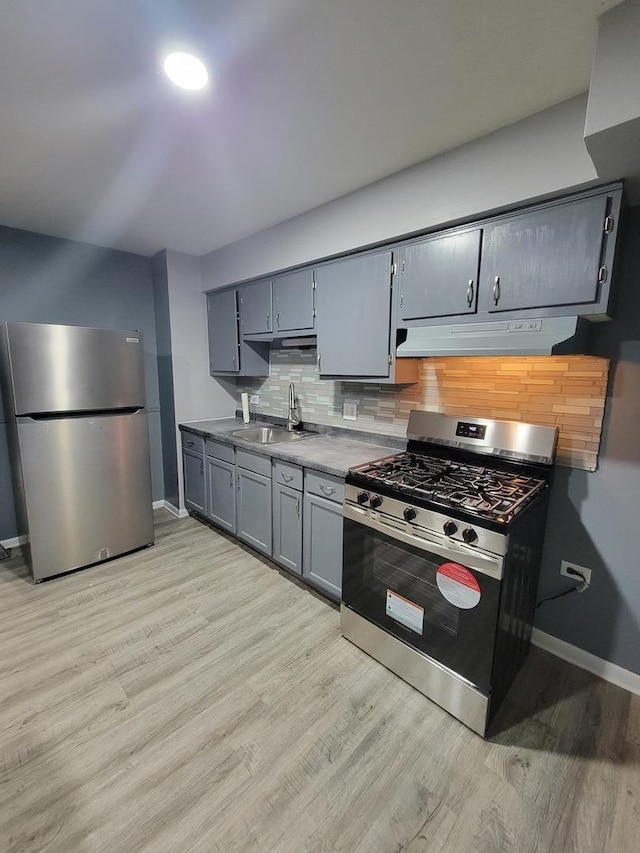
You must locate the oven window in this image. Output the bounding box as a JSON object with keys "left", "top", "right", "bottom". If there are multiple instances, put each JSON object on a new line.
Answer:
{"left": 372, "top": 540, "right": 459, "bottom": 636}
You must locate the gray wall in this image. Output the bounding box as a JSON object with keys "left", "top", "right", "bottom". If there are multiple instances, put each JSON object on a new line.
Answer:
{"left": 151, "top": 250, "right": 179, "bottom": 509}
{"left": 535, "top": 206, "right": 640, "bottom": 674}
{"left": 202, "top": 95, "right": 598, "bottom": 288}
{"left": 0, "top": 224, "right": 164, "bottom": 541}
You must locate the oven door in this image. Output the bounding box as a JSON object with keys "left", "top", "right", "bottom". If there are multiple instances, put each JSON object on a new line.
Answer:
{"left": 342, "top": 507, "right": 503, "bottom": 693}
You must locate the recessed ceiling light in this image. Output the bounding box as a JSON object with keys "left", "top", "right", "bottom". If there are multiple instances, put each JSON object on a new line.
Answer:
{"left": 163, "top": 52, "right": 209, "bottom": 91}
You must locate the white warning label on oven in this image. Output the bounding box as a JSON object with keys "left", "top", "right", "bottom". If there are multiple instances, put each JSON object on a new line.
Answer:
{"left": 436, "top": 562, "right": 481, "bottom": 609}
{"left": 386, "top": 589, "right": 424, "bottom": 635}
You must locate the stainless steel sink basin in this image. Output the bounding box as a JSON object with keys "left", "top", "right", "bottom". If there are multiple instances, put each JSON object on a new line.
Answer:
{"left": 231, "top": 425, "right": 313, "bottom": 445}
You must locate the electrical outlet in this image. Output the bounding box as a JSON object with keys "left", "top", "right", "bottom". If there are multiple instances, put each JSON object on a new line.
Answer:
{"left": 343, "top": 400, "right": 358, "bottom": 421}
{"left": 250, "top": 394, "right": 260, "bottom": 405}
{"left": 560, "top": 560, "right": 591, "bottom": 590}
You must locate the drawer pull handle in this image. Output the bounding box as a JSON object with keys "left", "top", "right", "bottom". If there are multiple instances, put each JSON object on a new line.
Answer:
{"left": 466, "top": 279, "right": 474, "bottom": 307}
{"left": 187, "top": 440, "right": 194, "bottom": 447}
{"left": 320, "top": 484, "right": 335, "bottom": 496}
{"left": 492, "top": 276, "right": 501, "bottom": 305}
{"left": 296, "top": 499, "right": 300, "bottom": 518}
{"left": 281, "top": 473, "right": 294, "bottom": 483}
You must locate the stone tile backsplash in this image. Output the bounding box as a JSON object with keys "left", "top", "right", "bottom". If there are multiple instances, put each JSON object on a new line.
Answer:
{"left": 237, "top": 349, "right": 610, "bottom": 471}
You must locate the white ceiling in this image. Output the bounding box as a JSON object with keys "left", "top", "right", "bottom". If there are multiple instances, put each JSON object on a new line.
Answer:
{"left": 0, "top": 0, "right": 620, "bottom": 257}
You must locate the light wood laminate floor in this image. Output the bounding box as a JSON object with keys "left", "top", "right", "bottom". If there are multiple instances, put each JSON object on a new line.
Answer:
{"left": 0, "top": 510, "right": 638, "bottom": 852}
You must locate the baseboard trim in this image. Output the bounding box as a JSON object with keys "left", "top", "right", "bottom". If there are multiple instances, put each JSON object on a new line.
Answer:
{"left": 153, "top": 500, "right": 188, "bottom": 519}
{"left": 0, "top": 534, "right": 27, "bottom": 549}
{"left": 531, "top": 628, "right": 640, "bottom": 697}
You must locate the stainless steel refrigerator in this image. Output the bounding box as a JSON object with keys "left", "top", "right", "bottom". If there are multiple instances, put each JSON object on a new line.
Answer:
{"left": 0, "top": 321, "right": 154, "bottom": 581}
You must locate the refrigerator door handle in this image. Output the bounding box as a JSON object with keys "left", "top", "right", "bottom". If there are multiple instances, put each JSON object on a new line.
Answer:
{"left": 18, "top": 407, "right": 145, "bottom": 422}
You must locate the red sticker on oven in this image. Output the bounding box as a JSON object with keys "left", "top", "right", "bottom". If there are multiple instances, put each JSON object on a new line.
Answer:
{"left": 436, "top": 562, "right": 481, "bottom": 609}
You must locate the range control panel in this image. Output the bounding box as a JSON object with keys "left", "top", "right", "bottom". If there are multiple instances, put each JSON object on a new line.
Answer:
{"left": 455, "top": 422, "right": 486, "bottom": 440}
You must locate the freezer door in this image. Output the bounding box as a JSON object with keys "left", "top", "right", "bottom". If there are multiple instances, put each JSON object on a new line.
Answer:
{"left": 17, "top": 409, "right": 154, "bottom": 580}
{"left": 5, "top": 322, "right": 146, "bottom": 414}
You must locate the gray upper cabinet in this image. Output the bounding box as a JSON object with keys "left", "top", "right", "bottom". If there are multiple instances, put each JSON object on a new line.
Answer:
{"left": 399, "top": 229, "right": 482, "bottom": 320}
{"left": 207, "top": 289, "right": 240, "bottom": 374}
{"left": 239, "top": 279, "right": 272, "bottom": 335}
{"left": 206, "top": 456, "right": 236, "bottom": 533}
{"left": 481, "top": 194, "right": 611, "bottom": 314}
{"left": 272, "top": 268, "right": 315, "bottom": 333}
{"left": 315, "top": 250, "right": 393, "bottom": 378}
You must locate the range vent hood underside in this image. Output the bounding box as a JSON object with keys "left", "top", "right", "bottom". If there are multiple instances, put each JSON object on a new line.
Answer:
{"left": 396, "top": 317, "right": 589, "bottom": 357}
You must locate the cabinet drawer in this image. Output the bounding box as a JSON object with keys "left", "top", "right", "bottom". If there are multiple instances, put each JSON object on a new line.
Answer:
{"left": 205, "top": 438, "right": 234, "bottom": 464}
{"left": 181, "top": 431, "right": 204, "bottom": 455}
{"left": 305, "top": 470, "right": 344, "bottom": 503}
{"left": 273, "top": 460, "right": 303, "bottom": 491}
{"left": 235, "top": 448, "right": 272, "bottom": 478}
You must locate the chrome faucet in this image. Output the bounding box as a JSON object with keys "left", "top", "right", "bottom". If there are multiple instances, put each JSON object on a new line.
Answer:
{"left": 287, "top": 382, "right": 301, "bottom": 431}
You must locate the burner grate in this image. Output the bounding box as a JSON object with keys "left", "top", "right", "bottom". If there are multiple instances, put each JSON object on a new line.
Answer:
{"left": 352, "top": 451, "right": 546, "bottom": 523}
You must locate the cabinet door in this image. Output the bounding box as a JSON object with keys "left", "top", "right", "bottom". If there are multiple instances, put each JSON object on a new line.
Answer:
{"left": 206, "top": 456, "right": 236, "bottom": 533}
{"left": 273, "top": 269, "right": 315, "bottom": 332}
{"left": 272, "top": 482, "right": 303, "bottom": 574}
{"left": 303, "top": 492, "right": 343, "bottom": 600}
{"left": 207, "top": 290, "right": 239, "bottom": 374}
{"left": 399, "top": 230, "right": 481, "bottom": 320}
{"left": 316, "top": 251, "right": 392, "bottom": 377}
{"left": 183, "top": 450, "right": 206, "bottom": 515}
{"left": 236, "top": 467, "right": 272, "bottom": 556}
{"left": 239, "top": 279, "right": 272, "bottom": 335}
{"left": 482, "top": 194, "right": 609, "bottom": 313}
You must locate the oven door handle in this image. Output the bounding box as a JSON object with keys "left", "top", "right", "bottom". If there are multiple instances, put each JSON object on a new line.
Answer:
{"left": 344, "top": 504, "right": 503, "bottom": 580}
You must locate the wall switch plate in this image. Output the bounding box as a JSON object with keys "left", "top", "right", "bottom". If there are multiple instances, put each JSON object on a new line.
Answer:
{"left": 343, "top": 400, "right": 358, "bottom": 421}
{"left": 250, "top": 394, "right": 260, "bottom": 404}
{"left": 560, "top": 560, "right": 591, "bottom": 590}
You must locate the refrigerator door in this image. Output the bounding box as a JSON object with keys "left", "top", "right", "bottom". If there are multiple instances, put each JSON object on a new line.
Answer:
{"left": 17, "top": 409, "right": 154, "bottom": 580}
{"left": 5, "top": 322, "right": 146, "bottom": 415}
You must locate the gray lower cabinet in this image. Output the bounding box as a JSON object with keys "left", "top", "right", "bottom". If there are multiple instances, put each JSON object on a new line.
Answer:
{"left": 236, "top": 466, "right": 272, "bottom": 556}
{"left": 272, "top": 482, "right": 303, "bottom": 574}
{"left": 206, "top": 456, "right": 235, "bottom": 532}
{"left": 183, "top": 448, "right": 206, "bottom": 515}
{"left": 303, "top": 471, "right": 345, "bottom": 600}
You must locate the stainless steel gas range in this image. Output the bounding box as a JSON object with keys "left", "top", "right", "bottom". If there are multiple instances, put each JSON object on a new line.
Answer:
{"left": 340, "top": 410, "right": 557, "bottom": 736}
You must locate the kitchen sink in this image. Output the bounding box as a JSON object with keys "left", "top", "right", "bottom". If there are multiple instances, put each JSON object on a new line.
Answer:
{"left": 231, "top": 425, "right": 313, "bottom": 445}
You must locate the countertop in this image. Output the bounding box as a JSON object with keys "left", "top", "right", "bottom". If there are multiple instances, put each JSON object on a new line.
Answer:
{"left": 179, "top": 418, "right": 401, "bottom": 478}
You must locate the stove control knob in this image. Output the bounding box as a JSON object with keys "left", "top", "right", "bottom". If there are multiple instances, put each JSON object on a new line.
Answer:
{"left": 403, "top": 507, "right": 417, "bottom": 522}
{"left": 369, "top": 495, "right": 383, "bottom": 509}
{"left": 356, "top": 491, "right": 370, "bottom": 505}
{"left": 462, "top": 527, "right": 478, "bottom": 544}
{"left": 443, "top": 520, "right": 458, "bottom": 537}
